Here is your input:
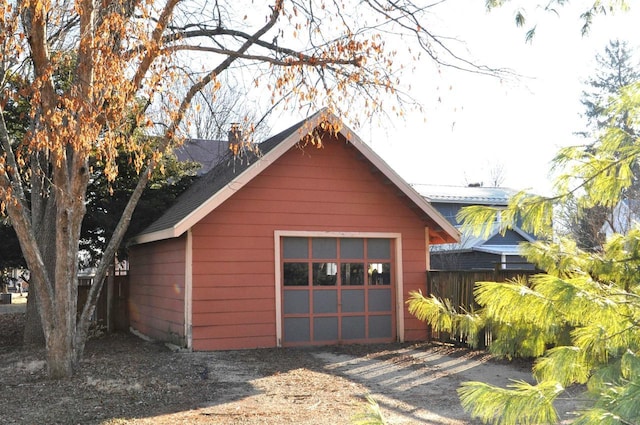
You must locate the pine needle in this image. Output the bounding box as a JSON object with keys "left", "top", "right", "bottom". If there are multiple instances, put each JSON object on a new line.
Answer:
{"left": 351, "top": 394, "right": 387, "bottom": 425}
{"left": 458, "top": 380, "right": 562, "bottom": 425}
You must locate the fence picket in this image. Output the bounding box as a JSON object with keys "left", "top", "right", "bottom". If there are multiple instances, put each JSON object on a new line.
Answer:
{"left": 426, "top": 270, "right": 537, "bottom": 347}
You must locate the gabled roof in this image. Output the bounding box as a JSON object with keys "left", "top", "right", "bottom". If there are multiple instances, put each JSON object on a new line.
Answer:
{"left": 413, "top": 184, "right": 519, "bottom": 206}
{"left": 430, "top": 223, "right": 535, "bottom": 256}
{"left": 132, "top": 109, "right": 460, "bottom": 245}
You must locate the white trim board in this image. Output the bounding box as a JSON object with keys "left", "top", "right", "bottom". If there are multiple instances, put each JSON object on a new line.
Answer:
{"left": 184, "top": 229, "right": 193, "bottom": 350}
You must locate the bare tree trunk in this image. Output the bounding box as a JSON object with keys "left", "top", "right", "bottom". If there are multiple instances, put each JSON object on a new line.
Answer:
{"left": 23, "top": 153, "right": 56, "bottom": 347}
{"left": 23, "top": 285, "right": 44, "bottom": 346}
{"left": 106, "top": 261, "right": 115, "bottom": 333}
{"left": 46, "top": 325, "right": 75, "bottom": 378}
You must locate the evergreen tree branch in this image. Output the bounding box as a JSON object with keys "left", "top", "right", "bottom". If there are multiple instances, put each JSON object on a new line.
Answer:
{"left": 458, "top": 380, "right": 563, "bottom": 425}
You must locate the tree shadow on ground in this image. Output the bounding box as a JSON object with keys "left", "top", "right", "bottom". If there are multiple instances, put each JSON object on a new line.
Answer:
{"left": 0, "top": 312, "right": 584, "bottom": 425}
{"left": 318, "top": 343, "right": 584, "bottom": 424}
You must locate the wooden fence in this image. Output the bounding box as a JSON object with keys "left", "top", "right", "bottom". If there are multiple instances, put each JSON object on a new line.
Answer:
{"left": 78, "top": 274, "right": 129, "bottom": 332}
{"left": 427, "top": 269, "right": 538, "bottom": 347}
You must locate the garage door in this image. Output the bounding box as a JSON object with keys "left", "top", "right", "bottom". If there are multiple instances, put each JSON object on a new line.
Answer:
{"left": 281, "top": 236, "right": 395, "bottom": 345}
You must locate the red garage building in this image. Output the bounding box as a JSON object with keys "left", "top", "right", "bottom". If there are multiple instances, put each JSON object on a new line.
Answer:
{"left": 128, "top": 109, "right": 459, "bottom": 350}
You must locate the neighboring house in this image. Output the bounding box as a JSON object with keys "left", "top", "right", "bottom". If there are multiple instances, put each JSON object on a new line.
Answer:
{"left": 413, "top": 184, "right": 538, "bottom": 271}
{"left": 127, "top": 109, "right": 459, "bottom": 351}
{"left": 603, "top": 198, "right": 640, "bottom": 237}
{"left": 173, "top": 125, "right": 248, "bottom": 175}
{"left": 173, "top": 138, "right": 229, "bottom": 175}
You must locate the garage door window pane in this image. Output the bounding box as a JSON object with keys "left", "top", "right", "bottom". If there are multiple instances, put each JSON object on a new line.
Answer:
{"left": 283, "top": 237, "right": 308, "bottom": 259}
{"left": 342, "top": 316, "right": 366, "bottom": 340}
{"left": 369, "top": 315, "right": 392, "bottom": 339}
{"left": 313, "top": 262, "right": 337, "bottom": 286}
{"left": 313, "top": 290, "right": 338, "bottom": 313}
{"left": 284, "top": 263, "right": 309, "bottom": 286}
{"left": 312, "top": 238, "right": 337, "bottom": 259}
{"left": 368, "top": 239, "right": 390, "bottom": 259}
{"left": 284, "top": 291, "right": 309, "bottom": 314}
{"left": 369, "top": 288, "right": 391, "bottom": 311}
{"left": 342, "top": 289, "right": 365, "bottom": 313}
{"left": 341, "top": 238, "right": 363, "bottom": 259}
{"left": 314, "top": 317, "right": 338, "bottom": 341}
{"left": 368, "top": 263, "right": 391, "bottom": 285}
{"left": 341, "top": 263, "right": 364, "bottom": 286}
{"left": 284, "top": 318, "right": 310, "bottom": 342}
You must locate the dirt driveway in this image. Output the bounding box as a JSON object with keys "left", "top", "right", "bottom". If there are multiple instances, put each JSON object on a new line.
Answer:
{"left": 0, "top": 312, "right": 584, "bottom": 424}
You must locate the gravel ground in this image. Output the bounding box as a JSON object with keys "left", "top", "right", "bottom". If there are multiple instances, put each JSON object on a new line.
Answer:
{"left": 0, "top": 310, "right": 586, "bottom": 425}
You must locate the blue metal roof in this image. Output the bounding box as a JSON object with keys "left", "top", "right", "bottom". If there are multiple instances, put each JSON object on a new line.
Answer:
{"left": 412, "top": 184, "right": 519, "bottom": 205}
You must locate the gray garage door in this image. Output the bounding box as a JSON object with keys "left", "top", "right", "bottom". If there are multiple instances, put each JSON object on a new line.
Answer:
{"left": 281, "top": 237, "right": 395, "bottom": 345}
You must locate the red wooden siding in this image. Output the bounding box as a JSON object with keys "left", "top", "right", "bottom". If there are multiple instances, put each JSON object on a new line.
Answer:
{"left": 129, "top": 236, "right": 187, "bottom": 345}
{"left": 191, "top": 135, "right": 430, "bottom": 350}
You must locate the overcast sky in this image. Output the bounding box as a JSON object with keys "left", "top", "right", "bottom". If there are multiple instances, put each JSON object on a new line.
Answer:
{"left": 353, "top": 1, "right": 640, "bottom": 195}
